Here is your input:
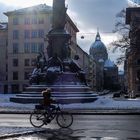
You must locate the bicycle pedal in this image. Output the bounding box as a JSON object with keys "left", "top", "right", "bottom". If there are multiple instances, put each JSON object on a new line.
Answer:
{"left": 47, "top": 119, "right": 51, "bottom": 123}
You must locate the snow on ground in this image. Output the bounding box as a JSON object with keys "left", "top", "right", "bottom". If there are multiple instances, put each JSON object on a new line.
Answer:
{"left": 63, "top": 96, "right": 140, "bottom": 110}
{"left": 0, "top": 94, "right": 140, "bottom": 111}
{"left": 0, "top": 94, "right": 34, "bottom": 111}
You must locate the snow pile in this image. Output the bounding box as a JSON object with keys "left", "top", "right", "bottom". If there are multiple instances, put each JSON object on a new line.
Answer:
{"left": 63, "top": 96, "right": 140, "bottom": 110}
{"left": 0, "top": 94, "right": 34, "bottom": 111}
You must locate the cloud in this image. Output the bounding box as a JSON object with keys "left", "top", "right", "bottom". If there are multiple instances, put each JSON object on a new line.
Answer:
{"left": 68, "top": 0, "right": 127, "bottom": 32}
{"left": 0, "top": 3, "right": 18, "bottom": 22}
{"left": 0, "top": 0, "right": 52, "bottom": 7}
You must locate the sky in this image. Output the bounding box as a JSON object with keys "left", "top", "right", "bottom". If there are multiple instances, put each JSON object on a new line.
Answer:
{"left": 0, "top": 0, "right": 132, "bottom": 70}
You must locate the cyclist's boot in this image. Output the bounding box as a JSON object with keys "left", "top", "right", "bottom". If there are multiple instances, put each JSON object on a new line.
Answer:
{"left": 43, "top": 118, "right": 51, "bottom": 124}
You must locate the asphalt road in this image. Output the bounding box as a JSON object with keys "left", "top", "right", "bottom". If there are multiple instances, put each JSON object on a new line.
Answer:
{"left": 1, "top": 114, "right": 140, "bottom": 139}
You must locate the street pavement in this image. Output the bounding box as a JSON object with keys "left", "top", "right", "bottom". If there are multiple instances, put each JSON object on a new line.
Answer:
{"left": 1, "top": 114, "right": 140, "bottom": 139}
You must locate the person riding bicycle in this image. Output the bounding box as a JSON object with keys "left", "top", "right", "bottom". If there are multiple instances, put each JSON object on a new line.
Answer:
{"left": 42, "top": 88, "right": 56, "bottom": 108}
{"left": 41, "top": 88, "right": 56, "bottom": 123}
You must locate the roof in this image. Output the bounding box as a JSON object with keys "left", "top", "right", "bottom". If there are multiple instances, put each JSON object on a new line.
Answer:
{"left": 4, "top": 4, "right": 52, "bottom": 16}
{"left": 104, "top": 59, "right": 116, "bottom": 68}
{"left": 118, "top": 71, "right": 124, "bottom": 75}
{"left": 0, "top": 23, "right": 8, "bottom": 30}
{"left": 4, "top": 4, "right": 79, "bottom": 32}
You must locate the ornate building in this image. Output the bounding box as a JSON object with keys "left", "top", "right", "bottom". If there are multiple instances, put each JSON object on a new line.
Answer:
{"left": 90, "top": 31, "right": 119, "bottom": 91}
{"left": 126, "top": 7, "right": 140, "bottom": 97}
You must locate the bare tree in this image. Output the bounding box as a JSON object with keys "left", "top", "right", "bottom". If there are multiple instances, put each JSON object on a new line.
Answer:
{"left": 111, "top": 9, "right": 130, "bottom": 65}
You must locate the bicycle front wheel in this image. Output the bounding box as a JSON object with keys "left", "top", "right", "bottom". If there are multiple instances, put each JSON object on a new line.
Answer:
{"left": 56, "top": 112, "right": 73, "bottom": 128}
{"left": 30, "top": 111, "right": 45, "bottom": 128}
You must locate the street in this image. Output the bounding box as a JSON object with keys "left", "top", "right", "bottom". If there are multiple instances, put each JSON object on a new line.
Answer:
{"left": 0, "top": 114, "right": 140, "bottom": 139}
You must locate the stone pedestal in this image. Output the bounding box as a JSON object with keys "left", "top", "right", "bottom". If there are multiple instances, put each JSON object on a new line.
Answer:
{"left": 47, "top": 29, "right": 71, "bottom": 60}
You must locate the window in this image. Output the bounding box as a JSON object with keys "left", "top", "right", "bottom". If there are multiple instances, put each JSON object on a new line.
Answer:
{"left": 13, "top": 72, "right": 18, "bottom": 80}
{"left": 136, "top": 70, "right": 140, "bottom": 81}
{"left": 138, "top": 86, "right": 140, "bottom": 91}
{"left": 13, "top": 30, "right": 19, "bottom": 39}
{"left": 13, "top": 17, "right": 19, "bottom": 25}
{"left": 24, "top": 17, "right": 30, "bottom": 24}
{"left": 13, "top": 59, "right": 18, "bottom": 67}
{"left": 6, "top": 64, "right": 8, "bottom": 72}
{"left": 13, "top": 43, "right": 18, "bottom": 54}
{"left": 38, "top": 17, "right": 44, "bottom": 24}
{"left": 32, "top": 17, "right": 37, "bottom": 24}
{"left": 11, "top": 84, "right": 19, "bottom": 93}
{"left": 31, "top": 58, "right": 36, "bottom": 66}
{"left": 31, "top": 43, "right": 38, "bottom": 53}
{"left": 38, "top": 43, "right": 44, "bottom": 52}
{"left": 23, "top": 84, "right": 28, "bottom": 90}
{"left": 24, "top": 30, "right": 30, "bottom": 39}
{"left": 31, "top": 30, "right": 38, "bottom": 38}
{"left": 38, "top": 29, "right": 44, "bottom": 38}
{"left": 137, "top": 59, "right": 140, "bottom": 65}
{"left": 24, "top": 72, "right": 30, "bottom": 80}
{"left": 24, "top": 43, "right": 30, "bottom": 53}
{"left": 24, "top": 59, "right": 30, "bottom": 66}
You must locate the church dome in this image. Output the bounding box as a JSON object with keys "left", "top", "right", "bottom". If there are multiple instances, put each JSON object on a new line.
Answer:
{"left": 89, "top": 32, "right": 108, "bottom": 62}
{"left": 104, "top": 59, "right": 116, "bottom": 68}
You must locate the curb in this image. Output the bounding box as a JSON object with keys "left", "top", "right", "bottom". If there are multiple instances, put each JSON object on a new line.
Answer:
{"left": 0, "top": 129, "right": 46, "bottom": 139}
{"left": 1, "top": 109, "right": 140, "bottom": 115}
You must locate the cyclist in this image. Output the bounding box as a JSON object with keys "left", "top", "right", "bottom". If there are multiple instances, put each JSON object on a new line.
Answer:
{"left": 41, "top": 88, "right": 56, "bottom": 123}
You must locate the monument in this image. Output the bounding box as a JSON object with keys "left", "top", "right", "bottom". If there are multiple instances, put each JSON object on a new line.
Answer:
{"left": 47, "top": 0, "right": 71, "bottom": 60}
{"left": 10, "top": 0, "right": 98, "bottom": 104}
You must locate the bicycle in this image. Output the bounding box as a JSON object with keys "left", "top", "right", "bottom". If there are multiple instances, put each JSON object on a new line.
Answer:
{"left": 30, "top": 103, "right": 73, "bottom": 128}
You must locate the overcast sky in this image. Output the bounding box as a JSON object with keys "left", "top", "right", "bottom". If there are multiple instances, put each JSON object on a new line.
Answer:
{"left": 0, "top": 0, "right": 130, "bottom": 70}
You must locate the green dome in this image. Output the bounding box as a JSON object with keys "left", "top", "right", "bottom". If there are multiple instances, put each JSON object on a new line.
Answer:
{"left": 89, "top": 32, "right": 108, "bottom": 62}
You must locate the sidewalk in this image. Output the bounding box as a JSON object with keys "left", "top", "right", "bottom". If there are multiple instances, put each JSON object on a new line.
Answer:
{"left": 1, "top": 107, "right": 140, "bottom": 115}
{"left": 0, "top": 127, "right": 45, "bottom": 139}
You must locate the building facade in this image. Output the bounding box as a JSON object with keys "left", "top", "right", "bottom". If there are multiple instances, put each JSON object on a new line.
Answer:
{"left": 0, "top": 23, "right": 8, "bottom": 93}
{"left": 73, "top": 44, "right": 96, "bottom": 89}
{"left": 1, "top": 4, "right": 79, "bottom": 93}
{"left": 126, "top": 7, "right": 140, "bottom": 96}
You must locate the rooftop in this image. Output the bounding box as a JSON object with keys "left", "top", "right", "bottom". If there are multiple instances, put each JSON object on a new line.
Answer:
{"left": 0, "top": 23, "right": 8, "bottom": 30}
{"left": 104, "top": 59, "right": 116, "bottom": 68}
{"left": 4, "top": 4, "right": 52, "bottom": 16}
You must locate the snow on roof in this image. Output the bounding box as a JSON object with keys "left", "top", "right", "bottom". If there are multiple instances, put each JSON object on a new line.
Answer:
{"left": 119, "top": 71, "right": 124, "bottom": 75}
{"left": 5, "top": 4, "right": 52, "bottom": 15}
{"left": 104, "top": 59, "right": 116, "bottom": 68}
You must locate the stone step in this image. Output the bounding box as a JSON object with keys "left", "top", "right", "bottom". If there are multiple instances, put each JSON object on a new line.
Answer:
{"left": 10, "top": 96, "right": 98, "bottom": 104}
{"left": 25, "top": 86, "right": 91, "bottom": 92}
{"left": 29, "top": 84, "right": 87, "bottom": 87}
{"left": 22, "top": 91, "right": 94, "bottom": 94}
{"left": 16, "top": 93, "right": 98, "bottom": 98}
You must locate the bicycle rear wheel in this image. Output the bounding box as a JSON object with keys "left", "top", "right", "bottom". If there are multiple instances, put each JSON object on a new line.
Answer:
{"left": 56, "top": 112, "right": 73, "bottom": 128}
{"left": 30, "top": 111, "right": 45, "bottom": 128}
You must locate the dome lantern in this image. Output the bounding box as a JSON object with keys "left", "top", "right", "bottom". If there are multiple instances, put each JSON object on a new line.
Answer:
{"left": 89, "top": 31, "right": 108, "bottom": 62}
